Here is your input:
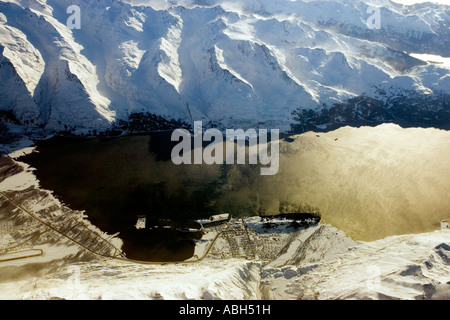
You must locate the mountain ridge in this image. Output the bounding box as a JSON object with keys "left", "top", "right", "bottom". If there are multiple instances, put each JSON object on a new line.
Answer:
{"left": 0, "top": 0, "right": 449, "bottom": 132}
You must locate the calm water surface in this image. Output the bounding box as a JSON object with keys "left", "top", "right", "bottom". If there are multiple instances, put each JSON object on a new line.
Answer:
{"left": 21, "top": 133, "right": 225, "bottom": 261}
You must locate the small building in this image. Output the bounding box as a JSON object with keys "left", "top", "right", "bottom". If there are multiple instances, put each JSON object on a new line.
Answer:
{"left": 197, "top": 213, "right": 231, "bottom": 228}
{"left": 135, "top": 215, "right": 147, "bottom": 230}
{"left": 441, "top": 220, "right": 449, "bottom": 230}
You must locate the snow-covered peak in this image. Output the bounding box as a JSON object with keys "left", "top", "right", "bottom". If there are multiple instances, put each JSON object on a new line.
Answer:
{"left": 0, "top": 0, "right": 449, "bottom": 130}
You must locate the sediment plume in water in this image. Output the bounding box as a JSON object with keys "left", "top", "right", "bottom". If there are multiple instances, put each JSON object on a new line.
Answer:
{"left": 221, "top": 124, "right": 450, "bottom": 241}
{"left": 21, "top": 124, "right": 450, "bottom": 243}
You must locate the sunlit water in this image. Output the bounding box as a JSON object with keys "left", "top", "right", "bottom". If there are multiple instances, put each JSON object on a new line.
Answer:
{"left": 20, "top": 124, "right": 450, "bottom": 261}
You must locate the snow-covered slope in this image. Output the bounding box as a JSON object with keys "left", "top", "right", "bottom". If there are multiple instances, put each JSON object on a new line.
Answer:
{"left": 1, "top": 221, "right": 448, "bottom": 300}
{"left": 261, "top": 225, "right": 450, "bottom": 300}
{"left": 0, "top": 0, "right": 449, "bottom": 130}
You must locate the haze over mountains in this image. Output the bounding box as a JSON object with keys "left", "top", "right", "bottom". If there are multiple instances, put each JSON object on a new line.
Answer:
{"left": 0, "top": 0, "right": 449, "bottom": 131}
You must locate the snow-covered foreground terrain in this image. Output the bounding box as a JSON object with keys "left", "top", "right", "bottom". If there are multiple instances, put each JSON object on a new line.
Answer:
{"left": 0, "top": 221, "right": 448, "bottom": 300}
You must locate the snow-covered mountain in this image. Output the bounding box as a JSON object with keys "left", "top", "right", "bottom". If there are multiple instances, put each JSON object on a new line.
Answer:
{"left": 0, "top": 0, "right": 449, "bottom": 131}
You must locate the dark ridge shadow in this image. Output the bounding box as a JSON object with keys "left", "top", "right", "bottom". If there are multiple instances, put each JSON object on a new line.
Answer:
{"left": 289, "top": 92, "right": 450, "bottom": 136}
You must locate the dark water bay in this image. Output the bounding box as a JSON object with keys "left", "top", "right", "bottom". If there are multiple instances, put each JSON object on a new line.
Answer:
{"left": 20, "top": 132, "right": 225, "bottom": 261}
